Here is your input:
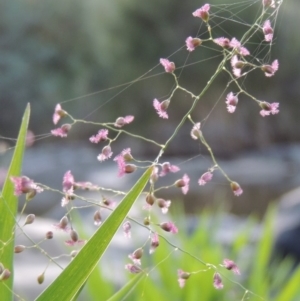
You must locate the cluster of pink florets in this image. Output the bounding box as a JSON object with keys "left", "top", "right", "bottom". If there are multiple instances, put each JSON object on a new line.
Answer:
{"left": 153, "top": 2, "right": 279, "bottom": 120}
{"left": 10, "top": 0, "right": 281, "bottom": 293}
{"left": 138, "top": 1, "right": 275, "bottom": 289}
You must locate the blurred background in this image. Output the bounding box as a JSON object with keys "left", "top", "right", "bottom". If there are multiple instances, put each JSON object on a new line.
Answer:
{"left": 0, "top": 0, "right": 299, "bottom": 217}
{"left": 1, "top": 0, "right": 300, "bottom": 299}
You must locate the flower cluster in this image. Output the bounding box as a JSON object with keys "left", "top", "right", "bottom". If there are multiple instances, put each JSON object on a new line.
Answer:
{"left": 10, "top": 176, "right": 43, "bottom": 200}
{"left": 26, "top": 1, "right": 282, "bottom": 297}
{"left": 60, "top": 170, "right": 98, "bottom": 207}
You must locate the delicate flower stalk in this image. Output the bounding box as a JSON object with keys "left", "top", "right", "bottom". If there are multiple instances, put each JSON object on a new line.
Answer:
{"left": 6, "top": 5, "right": 283, "bottom": 292}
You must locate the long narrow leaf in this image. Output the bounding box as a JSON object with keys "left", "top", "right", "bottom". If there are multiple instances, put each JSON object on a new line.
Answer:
{"left": 273, "top": 265, "right": 300, "bottom": 301}
{"left": 106, "top": 273, "right": 145, "bottom": 301}
{"left": 0, "top": 104, "right": 30, "bottom": 301}
{"left": 71, "top": 211, "right": 114, "bottom": 300}
{"left": 36, "top": 167, "right": 152, "bottom": 301}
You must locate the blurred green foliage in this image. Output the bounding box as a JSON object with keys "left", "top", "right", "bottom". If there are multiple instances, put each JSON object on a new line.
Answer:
{"left": 88, "top": 207, "right": 300, "bottom": 301}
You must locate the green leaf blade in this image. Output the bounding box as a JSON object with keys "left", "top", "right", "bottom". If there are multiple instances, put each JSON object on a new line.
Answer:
{"left": 107, "top": 273, "right": 145, "bottom": 301}
{"left": 36, "top": 167, "right": 152, "bottom": 301}
{"left": 0, "top": 104, "right": 30, "bottom": 301}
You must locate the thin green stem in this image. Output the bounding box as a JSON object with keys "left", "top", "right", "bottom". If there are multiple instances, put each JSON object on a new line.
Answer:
{"left": 67, "top": 115, "right": 163, "bottom": 148}
{"left": 156, "top": 54, "right": 229, "bottom": 162}
{"left": 199, "top": 130, "right": 232, "bottom": 182}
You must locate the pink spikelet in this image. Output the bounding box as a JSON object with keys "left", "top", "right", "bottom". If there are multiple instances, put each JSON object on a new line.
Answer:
{"left": 198, "top": 171, "right": 213, "bottom": 186}
{"left": 177, "top": 269, "right": 191, "bottom": 288}
{"left": 89, "top": 129, "right": 109, "bottom": 143}
{"left": 263, "top": 20, "right": 273, "bottom": 42}
{"left": 230, "top": 181, "right": 243, "bottom": 196}
{"left": 175, "top": 174, "right": 190, "bottom": 195}
{"left": 153, "top": 98, "right": 169, "bottom": 119}
{"left": 160, "top": 162, "right": 180, "bottom": 176}
{"left": 114, "top": 116, "right": 134, "bottom": 128}
{"left": 223, "top": 259, "right": 240, "bottom": 275}
{"left": 225, "top": 92, "right": 239, "bottom": 113}
{"left": 160, "top": 58, "right": 175, "bottom": 73}
{"left": 53, "top": 104, "right": 67, "bottom": 125}
{"left": 192, "top": 4, "right": 210, "bottom": 22}
{"left": 259, "top": 101, "right": 279, "bottom": 117}
{"left": 51, "top": 124, "right": 72, "bottom": 138}
{"left": 261, "top": 60, "right": 278, "bottom": 77}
